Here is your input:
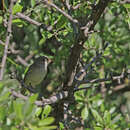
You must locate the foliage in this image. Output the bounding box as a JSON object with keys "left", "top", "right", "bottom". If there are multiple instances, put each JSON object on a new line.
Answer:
{"left": 0, "top": 0, "right": 130, "bottom": 129}
{"left": 0, "top": 79, "right": 56, "bottom": 129}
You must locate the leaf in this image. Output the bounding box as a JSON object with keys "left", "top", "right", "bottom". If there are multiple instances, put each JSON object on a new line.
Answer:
{"left": 35, "top": 107, "right": 42, "bottom": 117}
{"left": 111, "top": 114, "right": 121, "bottom": 124}
{"left": 0, "top": 106, "right": 6, "bottom": 121}
{"left": 109, "top": 107, "right": 116, "bottom": 114}
{"left": 13, "top": 101, "right": 23, "bottom": 120}
{"left": 13, "top": 3, "right": 23, "bottom": 15}
{"left": 0, "top": 91, "right": 10, "bottom": 102}
{"left": 39, "top": 126, "right": 57, "bottom": 130}
{"left": 91, "top": 109, "right": 103, "bottom": 123}
{"left": 93, "top": 127, "right": 102, "bottom": 130}
{"left": 0, "top": 16, "right": 3, "bottom": 24}
{"left": 42, "top": 105, "right": 52, "bottom": 118}
{"left": 38, "top": 35, "right": 46, "bottom": 47}
{"left": 11, "top": 126, "right": 18, "bottom": 130}
{"left": 7, "top": 57, "right": 19, "bottom": 68}
{"left": 12, "top": 19, "right": 27, "bottom": 27}
{"left": 29, "top": 94, "right": 38, "bottom": 104}
{"left": 38, "top": 117, "right": 55, "bottom": 126}
{"left": 123, "top": 4, "right": 130, "bottom": 8}
{"left": 81, "top": 106, "right": 89, "bottom": 120}
{"left": 31, "top": 0, "right": 36, "bottom": 7}
{"left": 56, "top": 15, "right": 67, "bottom": 29}
{"left": 59, "top": 122, "right": 64, "bottom": 130}
{"left": 29, "top": 125, "right": 57, "bottom": 130}
{"left": 103, "top": 111, "right": 111, "bottom": 125}
{"left": 23, "top": 100, "right": 34, "bottom": 119}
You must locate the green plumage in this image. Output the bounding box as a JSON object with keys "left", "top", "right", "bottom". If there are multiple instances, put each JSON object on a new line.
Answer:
{"left": 21, "top": 56, "right": 50, "bottom": 94}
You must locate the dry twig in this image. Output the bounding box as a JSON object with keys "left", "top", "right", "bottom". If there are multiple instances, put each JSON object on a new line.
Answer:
{"left": 0, "top": 0, "right": 14, "bottom": 80}
{"left": 42, "top": 0, "right": 78, "bottom": 24}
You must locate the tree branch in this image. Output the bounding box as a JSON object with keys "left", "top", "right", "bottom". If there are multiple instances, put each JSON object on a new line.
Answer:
{"left": 0, "top": 0, "right": 14, "bottom": 80}
{"left": 64, "top": 0, "right": 110, "bottom": 89}
{"left": 11, "top": 89, "right": 68, "bottom": 106}
{"left": 42, "top": 0, "right": 78, "bottom": 24}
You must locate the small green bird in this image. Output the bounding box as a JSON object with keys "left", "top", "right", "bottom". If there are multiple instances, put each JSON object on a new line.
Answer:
{"left": 23, "top": 56, "right": 51, "bottom": 93}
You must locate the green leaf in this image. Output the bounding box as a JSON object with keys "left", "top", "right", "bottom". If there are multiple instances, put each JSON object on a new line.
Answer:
{"left": 35, "top": 107, "right": 42, "bottom": 117}
{"left": 6, "top": 118, "right": 12, "bottom": 125}
{"left": 7, "top": 57, "right": 19, "bottom": 68}
{"left": 123, "top": 4, "right": 130, "bottom": 8}
{"left": 38, "top": 117, "right": 55, "bottom": 126}
{"left": 12, "top": 19, "right": 27, "bottom": 27}
{"left": 31, "top": 0, "right": 36, "bottom": 7}
{"left": 59, "top": 122, "right": 64, "bottom": 130}
{"left": 38, "top": 35, "right": 46, "bottom": 47}
{"left": 42, "top": 105, "right": 52, "bottom": 118}
{"left": 0, "top": 106, "right": 6, "bottom": 121}
{"left": 103, "top": 111, "right": 111, "bottom": 125}
{"left": 0, "top": 16, "right": 3, "bottom": 24}
{"left": 29, "top": 94, "right": 38, "bottom": 104}
{"left": 23, "top": 100, "right": 34, "bottom": 119}
{"left": 74, "top": 91, "right": 84, "bottom": 101}
{"left": 93, "top": 127, "right": 102, "bottom": 130}
{"left": 13, "top": 3, "right": 23, "bottom": 14}
{"left": 38, "top": 126, "right": 57, "bottom": 130}
{"left": 56, "top": 15, "right": 67, "bottom": 29}
{"left": 109, "top": 107, "right": 116, "bottom": 114}
{"left": 91, "top": 109, "right": 103, "bottom": 123}
{"left": 13, "top": 101, "right": 23, "bottom": 120}
{"left": 29, "top": 125, "right": 57, "bottom": 130}
{"left": 0, "top": 91, "right": 10, "bottom": 102}
{"left": 11, "top": 126, "right": 18, "bottom": 130}
{"left": 111, "top": 114, "right": 121, "bottom": 124}
{"left": 81, "top": 106, "right": 89, "bottom": 120}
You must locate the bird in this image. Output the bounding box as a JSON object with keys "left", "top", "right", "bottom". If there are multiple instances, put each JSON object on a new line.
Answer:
{"left": 22, "top": 56, "right": 52, "bottom": 93}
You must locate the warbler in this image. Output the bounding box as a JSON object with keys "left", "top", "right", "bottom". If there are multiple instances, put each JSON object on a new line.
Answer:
{"left": 22, "top": 56, "right": 52, "bottom": 93}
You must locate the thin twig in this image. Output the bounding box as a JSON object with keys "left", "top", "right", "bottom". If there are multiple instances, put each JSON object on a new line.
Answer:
{"left": 79, "top": 78, "right": 111, "bottom": 85}
{"left": 74, "top": 42, "right": 109, "bottom": 82}
{"left": 42, "top": 0, "right": 78, "bottom": 24}
{"left": 16, "top": 55, "right": 29, "bottom": 66}
{"left": 74, "top": 83, "right": 127, "bottom": 92}
{"left": 74, "top": 71, "right": 126, "bottom": 92}
{"left": 9, "top": 42, "right": 22, "bottom": 54}
{"left": 112, "top": 84, "right": 126, "bottom": 91}
{"left": 0, "top": 40, "right": 5, "bottom": 46}
{"left": 16, "top": 12, "right": 57, "bottom": 31}
{"left": 0, "top": 0, "right": 14, "bottom": 80}
{"left": 16, "top": 12, "right": 41, "bottom": 26}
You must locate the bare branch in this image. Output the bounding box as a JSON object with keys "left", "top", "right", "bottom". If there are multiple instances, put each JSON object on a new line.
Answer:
{"left": 74, "top": 70, "right": 127, "bottom": 92}
{"left": 0, "top": 0, "right": 14, "bottom": 80}
{"left": 0, "top": 40, "right": 5, "bottom": 46}
{"left": 112, "top": 84, "right": 126, "bottom": 91}
{"left": 74, "top": 83, "right": 127, "bottom": 92}
{"left": 16, "top": 12, "right": 57, "bottom": 31}
{"left": 42, "top": 0, "right": 78, "bottom": 24}
{"left": 64, "top": 0, "right": 110, "bottom": 90}
{"left": 79, "top": 78, "right": 112, "bottom": 85}
{"left": 16, "top": 56, "right": 29, "bottom": 66}
{"left": 9, "top": 42, "right": 22, "bottom": 54}
{"left": 16, "top": 12, "right": 41, "bottom": 26}
{"left": 74, "top": 42, "right": 109, "bottom": 83}
{"left": 11, "top": 89, "right": 68, "bottom": 106}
